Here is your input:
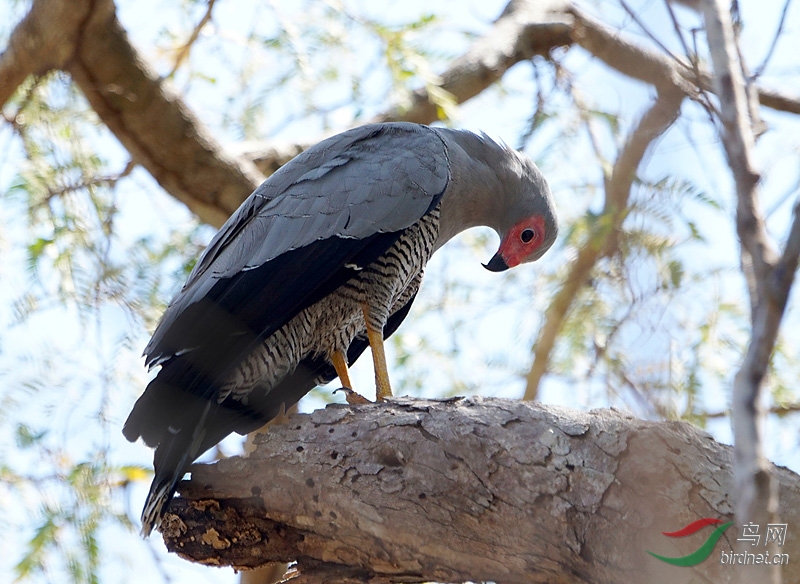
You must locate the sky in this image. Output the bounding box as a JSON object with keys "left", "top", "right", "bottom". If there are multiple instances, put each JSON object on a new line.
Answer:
{"left": 1, "top": 0, "right": 800, "bottom": 582}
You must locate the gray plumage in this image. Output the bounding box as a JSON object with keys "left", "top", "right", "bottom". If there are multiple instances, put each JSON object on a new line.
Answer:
{"left": 124, "top": 122, "right": 557, "bottom": 535}
{"left": 219, "top": 207, "right": 439, "bottom": 403}
{"left": 145, "top": 125, "right": 448, "bottom": 368}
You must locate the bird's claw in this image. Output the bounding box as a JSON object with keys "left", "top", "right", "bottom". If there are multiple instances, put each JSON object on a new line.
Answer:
{"left": 272, "top": 401, "right": 291, "bottom": 425}
{"left": 333, "top": 387, "right": 373, "bottom": 405}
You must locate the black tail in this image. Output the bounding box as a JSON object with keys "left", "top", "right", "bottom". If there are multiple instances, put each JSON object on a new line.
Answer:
{"left": 123, "top": 369, "right": 222, "bottom": 536}
{"left": 139, "top": 422, "right": 199, "bottom": 536}
{"left": 123, "top": 356, "right": 333, "bottom": 535}
{"left": 124, "top": 292, "right": 418, "bottom": 535}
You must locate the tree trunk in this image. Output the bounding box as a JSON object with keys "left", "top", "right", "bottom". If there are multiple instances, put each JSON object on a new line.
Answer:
{"left": 159, "top": 397, "right": 799, "bottom": 583}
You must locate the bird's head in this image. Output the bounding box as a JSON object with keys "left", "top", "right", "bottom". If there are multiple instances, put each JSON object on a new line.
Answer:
{"left": 482, "top": 152, "right": 558, "bottom": 272}
{"left": 435, "top": 128, "right": 558, "bottom": 269}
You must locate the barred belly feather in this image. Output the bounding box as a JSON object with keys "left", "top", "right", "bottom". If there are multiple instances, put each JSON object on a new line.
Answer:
{"left": 219, "top": 205, "right": 440, "bottom": 404}
{"left": 125, "top": 121, "right": 558, "bottom": 537}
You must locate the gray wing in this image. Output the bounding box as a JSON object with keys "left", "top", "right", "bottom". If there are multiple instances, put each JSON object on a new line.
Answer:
{"left": 144, "top": 122, "right": 449, "bottom": 366}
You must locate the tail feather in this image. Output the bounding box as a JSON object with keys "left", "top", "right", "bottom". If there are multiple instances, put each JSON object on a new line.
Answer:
{"left": 126, "top": 292, "right": 418, "bottom": 535}
{"left": 125, "top": 359, "right": 328, "bottom": 536}
{"left": 141, "top": 476, "right": 177, "bottom": 536}
{"left": 138, "top": 399, "right": 213, "bottom": 536}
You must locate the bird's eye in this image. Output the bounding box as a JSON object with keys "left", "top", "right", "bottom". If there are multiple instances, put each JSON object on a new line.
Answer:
{"left": 520, "top": 228, "right": 535, "bottom": 243}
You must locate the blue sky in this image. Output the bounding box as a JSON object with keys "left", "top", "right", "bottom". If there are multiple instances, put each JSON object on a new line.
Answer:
{"left": 1, "top": 0, "right": 800, "bottom": 582}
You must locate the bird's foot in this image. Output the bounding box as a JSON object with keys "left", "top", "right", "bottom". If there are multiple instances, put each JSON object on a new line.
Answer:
{"left": 333, "top": 387, "right": 373, "bottom": 405}
{"left": 272, "top": 401, "right": 291, "bottom": 425}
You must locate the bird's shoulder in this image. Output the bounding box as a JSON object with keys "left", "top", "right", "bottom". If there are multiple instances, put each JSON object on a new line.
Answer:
{"left": 187, "top": 123, "right": 449, "bottom": 287}
{"left": 144, "top": 123, "right": 449, "bottom": 366}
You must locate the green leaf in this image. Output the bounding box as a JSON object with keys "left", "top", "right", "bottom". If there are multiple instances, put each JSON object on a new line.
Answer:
{"left": 15, "top": 424, "right": 47, "bottom": 448}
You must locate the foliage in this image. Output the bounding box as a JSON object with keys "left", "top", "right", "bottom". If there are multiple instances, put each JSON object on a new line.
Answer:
{"left": 1, "top": 0, "right": 799, "bottom": 582}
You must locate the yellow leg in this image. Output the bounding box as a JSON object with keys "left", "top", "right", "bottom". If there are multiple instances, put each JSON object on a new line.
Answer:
{"left": 331, "top": 350, "right": 353, "bottom": 389}
{"left": 331, "top": 349, "right": 370, "bottom": 405}
{"left": 273, "top": 401, "right": 288, "bottom": 424}
{"left": 362, "top": 304, "right": 392, "bottom": 400}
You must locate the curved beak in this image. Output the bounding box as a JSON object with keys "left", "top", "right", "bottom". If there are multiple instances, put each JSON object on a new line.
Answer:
{"left": 482, "top": 252, "right": 509, "bottom": 272}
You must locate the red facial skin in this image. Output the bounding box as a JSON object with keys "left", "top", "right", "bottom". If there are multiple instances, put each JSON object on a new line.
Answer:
{"left": 497, "top": 215, "right": 546, "bottom": 268}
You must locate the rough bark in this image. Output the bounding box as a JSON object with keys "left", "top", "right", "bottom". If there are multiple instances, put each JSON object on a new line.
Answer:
{"left": 160, "top": 397, "right": 799, "bottom": 583}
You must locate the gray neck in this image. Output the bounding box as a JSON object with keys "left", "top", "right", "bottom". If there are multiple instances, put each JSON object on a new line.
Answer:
{"left": 433, "top": 129, "right": 518, "bottom": 251}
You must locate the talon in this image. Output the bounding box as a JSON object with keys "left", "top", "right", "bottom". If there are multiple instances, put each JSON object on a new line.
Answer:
{"left": 273, "top": 401, "right": 291, "bottom": 424}
{"left": 333, "top": 387, "right": 372, "bottom": 405}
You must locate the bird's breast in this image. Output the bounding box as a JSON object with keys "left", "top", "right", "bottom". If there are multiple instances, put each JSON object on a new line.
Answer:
{"left": 313, "top": 204, "right": 441, "bottom": 349}
{"left": 220, "top": 206, "right": 440, "bottom": 403}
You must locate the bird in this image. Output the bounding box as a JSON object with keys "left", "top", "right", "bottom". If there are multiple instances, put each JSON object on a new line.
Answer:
{"left": 123, "top": 121, "right": 558, "bottom": 535}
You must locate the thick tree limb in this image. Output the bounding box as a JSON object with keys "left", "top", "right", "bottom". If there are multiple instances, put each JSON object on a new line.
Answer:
{"left": 0, "top": 0, "right": 91, "bottom": 106}
{"left": 0, "top": 0, "right": 264, "bottom": 229}
{"left": 64, "top": 0, "right": 264, "bottom": 228}
{"left": 159, "top": 397, "right": 800, "bottom": 583}
{"left": 523, "top": 89, "right": 683, "bottom": 400}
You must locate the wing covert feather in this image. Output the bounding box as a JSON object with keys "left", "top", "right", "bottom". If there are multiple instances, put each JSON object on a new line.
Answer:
{"left": 145, "top": 122, "right": 449, "bottom": 366}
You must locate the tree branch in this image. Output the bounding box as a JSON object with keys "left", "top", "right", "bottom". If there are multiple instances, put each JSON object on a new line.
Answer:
{"left": 701, "top": 2, "right": 800, "bottom": 581}
{"left": 758, "top": 87, "right": 800, "bottom": 115}
{"left": 778, "top": 199, "right": 800, "bottom": 291}
{"left": 64, "top": 0, "right": 264, "bottom": 228}
{"left": 1, "top": 0, "right": 263, "bottom": 228}
{"left": 233, "top": 0, "right": 800, "bottom": 181}
{"left": 166, "top": 0, "right": 218, "bottom": 79}
{"left": 160, "top": 397, "right": 800, "bottom": 583}
{"left": 5, "top": 0, "right": 800, "bottom": 228}
{"left": 0, "top": 0, "right": 91, "bottom": 106}
{"left": 375, "top": 0, "right": 572, "bottom": 124}
{"left": 523, "top": 89, "right": 683, "bottom": 400}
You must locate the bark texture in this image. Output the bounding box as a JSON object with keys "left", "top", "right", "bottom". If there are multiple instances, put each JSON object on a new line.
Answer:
{"left": 160, "top": 397, "right": 799, "bottom": 583}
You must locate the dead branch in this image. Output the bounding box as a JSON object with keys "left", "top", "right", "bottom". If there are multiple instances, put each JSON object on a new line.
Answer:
{"left": 701, "top": 1, "right": 800, "bottom": 581}
{"left": 160, "top": 397, "right": 800, "bottom": 583}
{"left": 523, "top": 88, "right": 683, "bottom": 400}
